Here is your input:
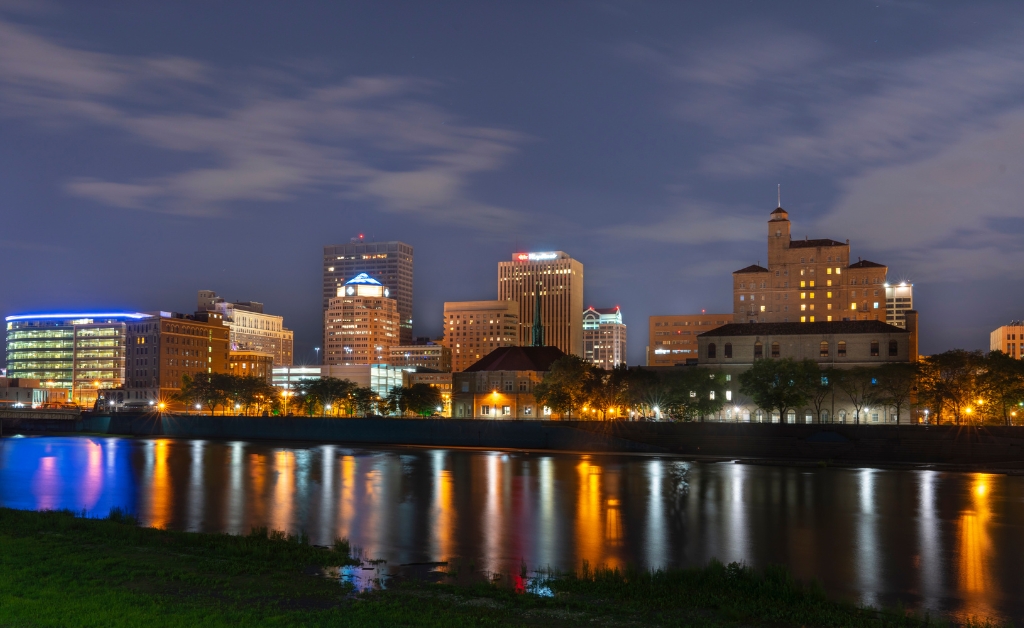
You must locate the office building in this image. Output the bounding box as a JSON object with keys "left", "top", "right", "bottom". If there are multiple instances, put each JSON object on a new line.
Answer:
{"left": 885, "top": 282, "right": 914, "bottom": 329}
{"left": 228, "top": 350, "right": 274, "bottom": 382}
{"left": 387, "top": 342, "right": 452, "bottom": 371}
{"left": 5, "top": 312, "right": 143, "bottom": 406}
{"left": 647, "top": 313, "right": 731, "bottom": 366}
{"left": 498, "top": 251, "right": 584, "bottom": 356}
{"left": 443, "top": 300, "right": 520, "bottom": 372}
{"left": 991, "top": 321, "right": 1024, "bottom": 359}
{"left": 124, "top": 311, "right": 231, "bottom": 407}
{"left": 272, "top": 364, "right": 408, "bottom": 398}
{"left": 0, "top": 378, "right": 69, "bottom": 407}
{"left": 583, "top": 306, "right": 627, "bottom": 369}
{"left": 733, "top": 206, "right": 888, "bottom": 324}
{"left": 695, "top": 316, "right": 918, "bottom": 424}
{"left": 451, "top": 346, "right": 566, "bottom": 419}
{"left": 323, "top": 238, "right": 413, "bottom": 344}
{"left": 324, "top": 273, "right": 399, "bottom": 366}
{"left": 198, "top": 291, "right": 293, "bottom": 365}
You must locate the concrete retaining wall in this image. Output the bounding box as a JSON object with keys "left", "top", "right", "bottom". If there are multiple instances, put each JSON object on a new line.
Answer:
{"left": 16, "top": 414, "right": 1024, "bottom": 466}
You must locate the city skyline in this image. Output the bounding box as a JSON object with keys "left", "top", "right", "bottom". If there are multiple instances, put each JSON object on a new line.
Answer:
{"left": 3, "top": 2, "right": 1023, "bottom": 366}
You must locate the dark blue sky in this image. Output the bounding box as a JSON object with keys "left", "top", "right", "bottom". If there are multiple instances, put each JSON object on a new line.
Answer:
{"left": 2, "top": 1, "right": 1023, "bottom": 365}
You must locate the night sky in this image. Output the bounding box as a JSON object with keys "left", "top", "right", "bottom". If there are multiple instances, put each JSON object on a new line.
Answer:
{"left": 2, "top": 1, "right": 1023, "bottom": 366}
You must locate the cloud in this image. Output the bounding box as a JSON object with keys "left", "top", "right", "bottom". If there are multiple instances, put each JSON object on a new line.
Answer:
{"left": 601, "top": 202, "right": 763, "bottom": 245}
{"left": 0, "top": 18, "right": 525, "bottom": 228}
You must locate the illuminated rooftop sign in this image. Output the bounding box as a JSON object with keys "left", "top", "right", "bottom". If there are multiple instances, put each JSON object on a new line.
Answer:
{"left": 514, "top": 252, "right": 558, "bottom": 261}
{"left": 5, "top": 312, "right": 151, "bottom": 322}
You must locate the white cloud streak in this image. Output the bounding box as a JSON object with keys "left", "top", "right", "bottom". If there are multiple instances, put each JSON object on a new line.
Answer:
{"left": 0, "top": 18, "right": 525, "bottom": 228}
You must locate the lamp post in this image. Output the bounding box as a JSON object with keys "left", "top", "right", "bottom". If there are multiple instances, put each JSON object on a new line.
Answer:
{"left": 314, "top": 347, "right": 320, "bottom": 365}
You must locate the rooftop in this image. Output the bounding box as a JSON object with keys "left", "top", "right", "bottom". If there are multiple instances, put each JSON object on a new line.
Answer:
{"left": 849, "top": 259, "right": 886, "bottom": 269}
{"left": 698, "top": 320, "right": 908, "bottom": 337}
{"left": 464, "top": 346, "right": 566, "bottom": 372}
{"left": 789, "top": 238, "right": 846, "bottom": 249}
{"left": 344, "top": 272, "right": 383, "bottom": 286}
{"left": 733, "top": 264, "right": 769, "bottom": 274}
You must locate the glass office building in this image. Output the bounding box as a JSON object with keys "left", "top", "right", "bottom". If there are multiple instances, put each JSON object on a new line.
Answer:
{"left": 5, "top": 312, "right": 146, "bottom": 405}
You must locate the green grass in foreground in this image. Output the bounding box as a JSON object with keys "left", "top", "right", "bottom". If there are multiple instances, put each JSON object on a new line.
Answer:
{"left": 0, "top": 507, "right": 994, "bottom": 627}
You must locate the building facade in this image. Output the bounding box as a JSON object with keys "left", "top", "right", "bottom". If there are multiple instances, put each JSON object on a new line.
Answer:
{"left": 647, "top": 313, "right": 731, "bottom": 366}
{"left": 694, "top": 318, "right": 917, "bottom": 424}
{"left": 323, "top": 238, "right": 413, "bottom": 344}
{"left": 5, "top": 312, "right": 143, "bottom": 406}
{"left": 228, "top": 350, "right": 274, "bottom": 382}
{"left": 885, "top": 283, "right": 914, "bottom": 329}
{"left": 387, "top": 342, "right": 452, "bottom": 371}
{"left": 583, "top": 306, "right": 626, "bottom": 369}
{"left": 198, "top": 291, "right": 293, "bottom": 365}
{"left": 324, "top": 273, "right": 399, "bottom": 366}
{"left": 498, "top": 251, "right": 584, "bottom": 357}
{"left": 271, "top": 364, "right": 408, "bottom": 398}
{"left": 442, "top": 300, "right": 519, "bottom": 372}
{"left": 0, "top": 378, "right": 69, "bottom": 407}
{"left": 991, "top": 321, "right": 1024, "bottom": 359}
{"left": 733, "top": 207, "right": 888, "bottom": 324}
{"left": 451, "top": 346, "right": 565, "bottom": 419}
{"left": 124, "top": 311, "right": 231, "bottom": 406}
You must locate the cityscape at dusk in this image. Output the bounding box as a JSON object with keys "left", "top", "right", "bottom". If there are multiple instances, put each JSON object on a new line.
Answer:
{"left": 3, "top": 2, "right": 1024, "bottom": 626}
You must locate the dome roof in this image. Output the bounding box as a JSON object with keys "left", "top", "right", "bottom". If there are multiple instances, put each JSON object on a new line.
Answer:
{"left": 344, "top": 272, "right": 383, "bottom": 286}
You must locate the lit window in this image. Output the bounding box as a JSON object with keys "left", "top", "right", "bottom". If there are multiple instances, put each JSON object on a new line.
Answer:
{"left": 800, "top": 269, "right": 805, "bottom": 276}
{"left": 827, "top": 268, "right": 832, "bottom": 275}
{"left": 810, "top": 292, "right": 815, "bottom": 299}
{"left": 760, "top": 305, "right": 765, "bottom": 312}
{"left": 740, "top": 295, "right": 745, "bottom": 301}
{"left": 873, "top": 302, "right": 879, "bottom": 309}
{"left": 726, "top": 390, "right": 732, "bottom": 401}
{"left": 827, "top": 280, "right": 832, "bottom": 287}
{"left": 809, "top": 316, "right": 815, "bottom": 322}
{"left": 827, "top": 315, "right": 832, "bottom": 321}
{"left": 800, "top": 292, "right": 806, "bottom": 299}
{"left": 800, "top": 281, "right": 806, "bottom": 288}
{"left": 809, "top": 280, "right": 815, "bottom": 287}
{"left": 801, "top": 304, "right": 806, "bottom": 311}
{"left": 827, "top": 304, "right": 832, "bottom": 310}
{"left": 851, "top": 303, "right": 858, "bottom": 310}
{"left": 836, "top": 268, "right": 842, "bottom": 275}
{"left": 827, "top": 291, "right": 832, "bottom": 298}
{"left": 800, "top": 316, "right": 806, "bottom": 322}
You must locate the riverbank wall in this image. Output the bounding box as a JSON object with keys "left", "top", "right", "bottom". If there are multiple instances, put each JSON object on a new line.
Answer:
{"left": 5, "top": 414, "right": 1013, "bottom": 466}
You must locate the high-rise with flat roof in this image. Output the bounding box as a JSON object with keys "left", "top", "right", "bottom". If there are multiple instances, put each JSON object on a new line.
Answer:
{"left": 323, "top": 237, "right": 413, "bottom": 344}
{"left": 442, "top": 300, "right": 519, "bottom": 372}
{"left": 498, "top": 251, "right": 584, "bottom": 357}
{"left": 583, "top": 306, "right": 626, "bottom": 369}
{"left": 885, "top": 282, "right": 914, "bottom": 329}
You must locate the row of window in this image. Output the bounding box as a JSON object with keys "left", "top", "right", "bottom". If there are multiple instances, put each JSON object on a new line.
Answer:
{"left": 707, "top": 340, "right": 898, "bottom": 359}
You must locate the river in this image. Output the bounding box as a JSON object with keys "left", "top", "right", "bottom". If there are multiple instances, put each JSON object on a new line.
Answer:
{"left": 1, "top": 435, "right": 1021, "bottom": 623}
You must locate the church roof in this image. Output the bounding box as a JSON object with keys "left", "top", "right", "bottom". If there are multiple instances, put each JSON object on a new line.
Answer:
{"left": 698, "top": 320, "right": 906, "bottom": 337}
{"left": 789, "top": 238, "right": 846, "bottom": 249}
{"left": 770, "top": 206, "right": 788, "bottom": 215}
{"left": 733, "top": 264, "right": 769, "bottom": 274}
{"left": 848, "top": 259, "right": 886, "bottom": 269}
{"left": 464, "top": 346, "right": 566, "bottom": 372}
{"left": 344, "top": 273, "right": 383, "bottom": 286}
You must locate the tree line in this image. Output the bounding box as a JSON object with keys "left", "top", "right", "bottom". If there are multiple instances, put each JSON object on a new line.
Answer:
{"left": 531, "top": 350, "right": 1024, "bottom": 425}
{"left": 173, "top": 373, "right": 443, "bottom": 418}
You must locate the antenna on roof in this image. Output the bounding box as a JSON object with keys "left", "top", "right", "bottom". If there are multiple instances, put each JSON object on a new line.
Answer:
{"left": 777, "top": 184, "right": 781, "bottom": 208}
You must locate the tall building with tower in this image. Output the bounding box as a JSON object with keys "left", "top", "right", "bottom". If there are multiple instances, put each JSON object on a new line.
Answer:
{"left": 323, "top": 237, "right": 413, "bottom": 344}
{"left": 498, "top": 251, "right": 584, "bottom": 357}
{"left": 324, "top": 273, "right": 399, "bottom": 366}
{"left": 583, "top": 306, "right": 627, "bottom": 369}
{"left": 733, "top": 206, "right": 888, "bottom": 324}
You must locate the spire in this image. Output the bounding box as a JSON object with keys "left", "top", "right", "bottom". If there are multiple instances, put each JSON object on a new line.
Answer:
{"left": 531, "top": 281, "right": 544, "bottom": 347}
{"left": 777, "top": 183, "right": 781, "bottom": 208}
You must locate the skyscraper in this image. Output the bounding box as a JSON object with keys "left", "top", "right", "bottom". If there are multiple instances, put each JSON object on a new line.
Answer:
{"left": 732, "top": 206, "right": 888, "bottom": 324}
{"left": 324, "top": 273, "right": 399, "bottom": 366}
{"left": 323, "top": 237, "right": 413, "bottom": 344}
{"left": 498, "top": 251, "right": 584, "bottom": 356}
{"left": 442, "top": 300, "right": 519, "bottom": 372}
{"left": 582, "top": 306, "right": 627, "bottom": 369}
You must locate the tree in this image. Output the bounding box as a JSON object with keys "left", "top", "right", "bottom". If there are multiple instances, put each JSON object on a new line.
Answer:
{"left": 352, "top": 386, "right": 380, "bottom": 416}
{"left": 663, "top": 368, "right": 726, "bottom": 421}
{"left": 402, "top": 384, "right": 444, "bottom": 417}
{"left": 586, "top": 369, "right": 624, "bottom": 420}
{"left": 805, "top": 366, "right": 836, "bottom": 424}
{"left": 738, "top": 358, "right": 813, "bottom": 423}
{"left": 874, "top": 362, "right": 920, "bottom": 425}
{"left": 977, "top": 351, "right": 1024, "bottom": 425}
{"left": 174, "top": 373, "right": 225, "bottom": 414}
{"left": 534, "top": 355, "right": 593, "bottom": 419}
{"left": 835, "top": 367, "right": 880, "bottom": 424}
{"left": 918, "top": 350, "right": 984, "bottom": 424}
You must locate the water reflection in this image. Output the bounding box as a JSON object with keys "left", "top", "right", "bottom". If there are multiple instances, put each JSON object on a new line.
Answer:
{"left": 0, "top": 436, "right": 1022, "bottom": 624}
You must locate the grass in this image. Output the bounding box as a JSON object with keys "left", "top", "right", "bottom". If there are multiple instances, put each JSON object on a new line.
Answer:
{"left": 0, "top": 507, "right": 995, "bottom": 627}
